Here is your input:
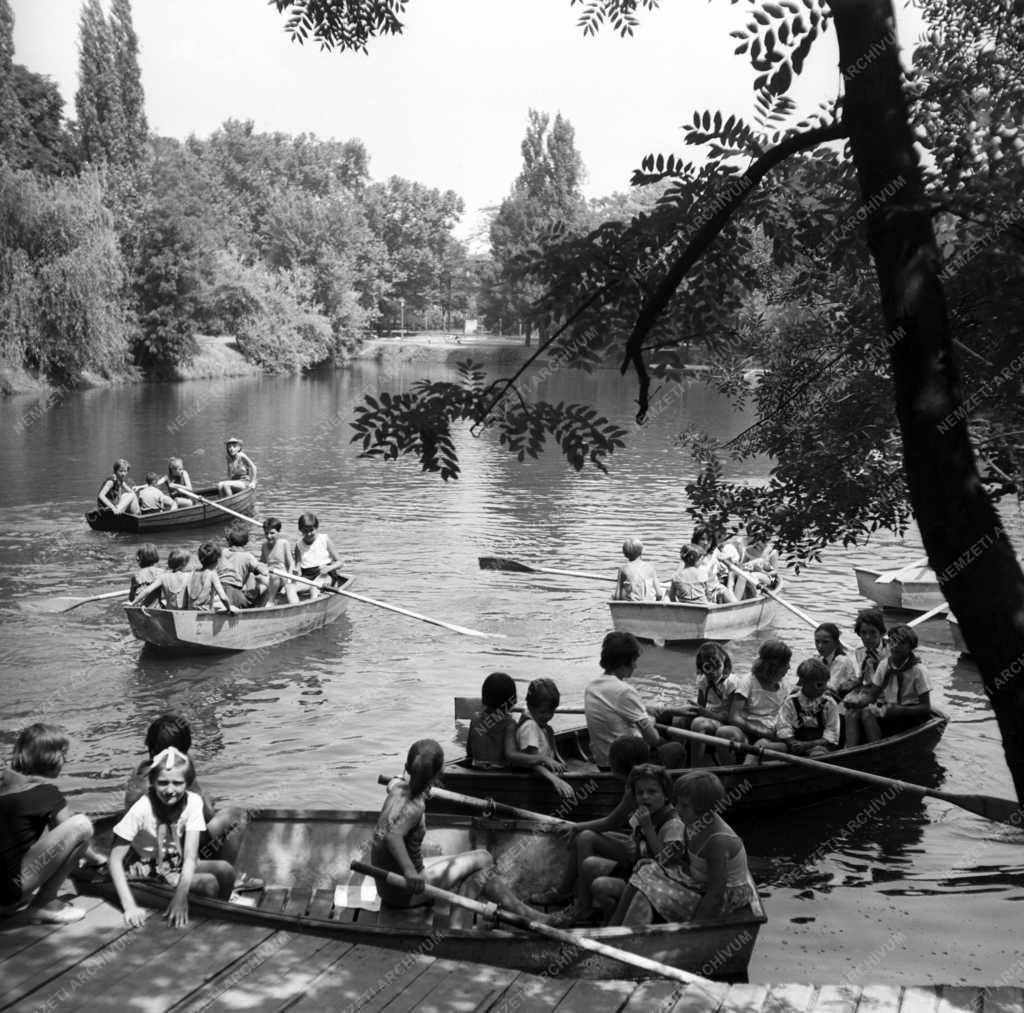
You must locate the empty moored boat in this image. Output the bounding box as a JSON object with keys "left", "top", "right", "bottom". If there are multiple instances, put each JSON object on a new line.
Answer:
{"left": 853, "top": 564, "right": 944, "bottom": 612}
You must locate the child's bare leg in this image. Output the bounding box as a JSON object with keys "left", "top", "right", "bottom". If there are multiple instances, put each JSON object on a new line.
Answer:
{"left": 608, "top": 882, "right": 649, "bottom": 926}
{"left": 21, "top": 814, "right": 93, "bottom": 911}
{"left": 573, "top": 831, "right": 632, "bottom": 916}
{"left": 862, "top": 710, "right": 883, "bottom": 743}
{"left": 591, "top": 875, "right": 625, "bottom": 918}
{"left": 715, "top": 725, "right": 748, "bottom": 764}
{"left": 843, "top": 712, "right": 862, "bottom": 748}
{"left": 203, "top": 808, "right": 245, "bottom": 866}
{"left": 194, "top": 860, "right": 236, "bottom": 899}
{"left": 689, "top": 717, "right": 722, "bottom": 767}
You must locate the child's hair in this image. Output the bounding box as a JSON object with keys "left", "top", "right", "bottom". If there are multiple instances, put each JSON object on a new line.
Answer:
{"left": 796, "top": 658, "right": 830, "bottom": 685}
{"left": 197, "top": 541, "right": 221, "bottom": 568}
{"left": 481, "top": 672, "right": 517, "bottom": 711}
{"left": 888, "top": 624, "right": 920, "bottom": 661}
{"left": 168, "top": 456, "right": 184, "bottom": 472}
{"left": 10, "top": 723, "right": 68, "bottom": 777}
{"left": 695, "top": 642, "right": 732, "bottom": 678}
{"left": 815, "top": 622, "right": 846, "bottom": 655}
{"left": 167, "top": 548, "right": 191, "bottom": 572}
{"left": 674, "top": 770, "right": 727, "bottom": 818}
{"left": 298, "top": 512, "right": 319, "bottom": 531}
{"left": 114, "top": 458, "right": 130, "bottom": 472}
{"left": 144, "top": 712, "right": 192, "bottom": 756}
{"left": 691, "top": 524, "right": 717, "bottom": 549}
{"left": 607, "top": 736, "right": 652, "bottom": 777}
{"left": 147, "top": 746, "right": 196, "bottom": 797}
{"left": 680, "top": 544, "right": 702, "bottom": 567}
{"left": 405, "top": 739, "right": 444, "bottom": 798}
{"left": 752, "top": 639, "right": 792, "bottom": 681}
{"left": 854, "top": 608, "right": 887, "bottom": 638}
{"left": 622, "top": 537, "right": 643, "bottom": 561}
{"left": 525, "top": 677, "right": 560, "bottom": 711}
{"left": 136, "top": 543, "right": 160, "bottom": 567}
{"left": 145, "top": 471, "right": 159, "bottom": 485}
{"left": 600, "top": 631, "right": 641, "bottom": 672}
{"left": 627, "top": 763, "right": 674, "bottom": 801}
{"left": 225, "top": 522, "right": 250, "bottom": 547}
{"left": 263, "top": 516, "right": 282, "bottom": 535}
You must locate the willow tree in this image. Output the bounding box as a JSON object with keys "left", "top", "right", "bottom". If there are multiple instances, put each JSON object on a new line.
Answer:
{"left": 274, "top": 0, "right": 1024, "bottom": 803}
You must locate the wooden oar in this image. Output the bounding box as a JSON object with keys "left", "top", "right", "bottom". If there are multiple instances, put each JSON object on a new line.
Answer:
{"left": 875, "top": 557, "right": 930, "bottom": 583}
{"left": 349, "top": 860, "right": 709, "bottom": 984}
{"left": 479, "top": 556, "right": 617, "bottom": 583}
{"left": 171, "top": 485, "right": 262, "bottom": 528}
{"left": 657, "top": 724, "right": 1023, "bottom": 826}
{"left": 37, "top": 587, "right": 131, "bottom": 614}
{"left": 375, "top": 775, "right": 571, "bottom": 826}
{"left": 905, "top": 602, "right": 949, "bottom": 627}
{"left": 269, "top": 569, "right": 502, "bottom": 640}
{"left": 722, "top": 560, "right": 838, "bottom": 638}
{"left": 454, "top": 698, "right": 586, "bottom": 720}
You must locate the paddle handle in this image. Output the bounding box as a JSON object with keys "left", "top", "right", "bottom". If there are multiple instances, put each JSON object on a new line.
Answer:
{"left": 268, "top": 568, "right": 501, "bottom": 640}
{"left": 875, "top": 557, "right": 930, "bottom": 583}
{"left": 906, "top": 601, "right": 949, "bottom": 627}
{"left": 375, "top": 776, "right": 570, "bottom": 827}
{"left": 62, "top": 587, "right": 131, "bottom": 613}
{"left": 349, "top": 861, "right": 705, "bottom": 984}
{"left": 171, "top": 484, "right": 261, "bottom": 528}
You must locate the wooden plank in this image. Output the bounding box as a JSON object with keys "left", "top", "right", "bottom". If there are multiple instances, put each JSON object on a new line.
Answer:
{"left": 59, "top": 918, "right": 278, "bottom": 1013}
{"left": 170, "top": 930, "right": 343, "bottom": 1013}
{"left": 811, "top": 985, "right": 861, "bottom": 1013}
{"left": 938, "top": 987, "right": 985, "bottom": 1012}
{"left": 620, "top": 979, "right": 686, "bottom": 1012}
{"left": 859, "top": 985, "right": 905, "bottom": 1013}
{"left": 899, "top": 987, "right": 941, "bottom": 1013}
{"left": 259, "top": 888, "right": 290, "bottom": 914}
{"left": 362, "top": 958, "right": 451, "bottom": 1013}
{"left": 0, "top": 895, "right": 106, "bottom": 960}
{"left": 553, "top": 978, "right": 636, "bottom": 1012}
{"left": 282, "top": 887, "right": 313, "bottom": 918}
{"left": 763, "top": 984, "right": 816, "bottom": 1013}
{"left": 718, "top": 983, "right": 770, "bottom": 1012}
{"left": 664, "top": 980, "right": 730, "bottom": 1013}
{"left": 412, "top": 959, "right": 521, "bottom": 1013}
{"left": 0, "top": 900, "right": 131, "bottom": 1009}
{"left": 488, "top": 972, "right": 576, "bottom": 1013}
{"left": 307, "top": 889, "right": 334, "bottom": 921}
{"left": 984, "top": 987, "right": 1024, "bottom": 1013}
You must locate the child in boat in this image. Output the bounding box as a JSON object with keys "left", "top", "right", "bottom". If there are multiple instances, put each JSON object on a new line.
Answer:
{"left": 217, "top": 437, "right": 257, "bottom": 497}
{"left": 134, "top": 548, "right": 192, "bottom": 609}
{"left": 466, "top": 672, "right": 518, "bottom": 769}
{"left": 614, "top": 537, "right": 662, "bottom": 602}
{"left": 839, "top": 610, "right": 889, "bottom": 746}
{"left": 217, "top": 523, "right": 267, "bottom": 609}
{"left": 129, "top": 544, "right": 164, "bottom": 602}
{"left": 96, "top": 459, "right": 140, "bottom": 516}
{"left": 660, "top": 642, "right": 734, "bottom": 767}
{"left": 757, "top": 658, "right": 840, "bottom": 758}
{"left": 665, "top": 544, "right": 710, "bottom": 604}
{"left": 692, "top": 525, "right": 737, "bottom": 604}
{"left": 584, "top": 631, "right": 687, "bottom": 771}
{"left": 854, "top": 624, "right": 932, "bottom": 742}
{"left": 259, "top": 517, "right": 299, "bottom": 606}
{"left": 157, "top": 456, "right": 194, "bottom": 507}
{"left": 136, "top": 472, "right": 177, "bottom": 513}
{"left": 188, "top": 542, "right": 239, "bottom": 614}
{"left": 506, "top": 678, "right": 574, "bottom": 801}
{"left": 586, "top": 764, "right": 685, "bottom": 923}
{"left": 294, "top": 513, "right": 344, "bottom": 595}
{"left": 370, "top": 739, "right": 566, "bottom": 928}
{"left": 612, "top": 770, "right": 755, "bottom": 926}
{"left": 124, "top": 713, "right": 248, "bottom": 869}
{"left": 109, "top": 746, "right": 235, "bottom": 928}
{"left": 716, "top": 639, "right": 794, "bottom": 764}
{"left": 814, "top": 622, "right": 859, "bottom": 700}
{"left": 0, "top": 724, "right": 102, "bottom": 924}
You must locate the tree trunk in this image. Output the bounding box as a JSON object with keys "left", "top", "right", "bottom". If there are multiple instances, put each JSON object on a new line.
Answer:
{"left": 832, "top": 0, "right": 1024, "bottom": 802}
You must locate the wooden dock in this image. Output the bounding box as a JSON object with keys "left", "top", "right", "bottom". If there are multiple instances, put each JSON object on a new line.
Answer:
{"left": 2, "top": 895, "right": 1021, "bottom": 1012}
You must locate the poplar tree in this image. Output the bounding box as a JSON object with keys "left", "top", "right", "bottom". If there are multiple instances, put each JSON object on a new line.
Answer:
{"left": 76, "top": 0, "right": 126, "bottom": 165}
{"left": 110, "top": 0, "right": 146, "bottom": 163}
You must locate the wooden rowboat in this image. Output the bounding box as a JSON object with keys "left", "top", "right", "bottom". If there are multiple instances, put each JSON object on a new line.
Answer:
{"left": 853, "top": 564, "right": 944, "bottom": 612}
{"left": 608, "top": 594, "right": 777, "bottom": 643}
{"left": 124, "top": 576, "right": 353, "bottom": 653}
{"left": 85, "top": 485, "right": 255, "bottom": 533}
{"left": 74, "top": 807, "right": 765, "bottom": 982}
{"left": 439, "top": 714, "right": 947, "bottom": 822}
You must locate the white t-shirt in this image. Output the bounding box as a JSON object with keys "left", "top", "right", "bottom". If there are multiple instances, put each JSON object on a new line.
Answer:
{"left": 585, "top": 674, "right": 650, "bottom": 768}
{"left": 112, "top": 791, "right": 206, "bottom": 868}
{"left": 725, "top": 671, "right": 795, "bottom": 736}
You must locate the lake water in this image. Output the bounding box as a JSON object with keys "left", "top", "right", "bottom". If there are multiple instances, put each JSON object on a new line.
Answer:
{"left": 1, "top": 338, "right": 1021, "bottom": 986}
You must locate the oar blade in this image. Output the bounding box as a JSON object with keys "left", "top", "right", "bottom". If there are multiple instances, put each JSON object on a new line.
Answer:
{"left": 941, "top": 791, "right": 1023, "bottom": 826}
{"left": 478, "top": 556, "right": 535, "bottom": 573}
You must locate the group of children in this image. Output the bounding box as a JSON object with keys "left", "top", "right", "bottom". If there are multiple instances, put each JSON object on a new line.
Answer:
{"left": 1, "top": 714, "right": 249, "bottom": 928}
{"left": 129, "top": 512, "right": 344, "bottom": 612}
{"left": 95, "top": 438, "right": 257, "bottom": 517}
{"left": 614, "top": 528, "right": 780, "bottom": 606}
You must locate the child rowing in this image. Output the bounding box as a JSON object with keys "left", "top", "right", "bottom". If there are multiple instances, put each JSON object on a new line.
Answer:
{"left": 108, "top": 746, "right": 234, "bottom": 927}
{"left": 217, "top": 437, "right": 257, "bottom": 497}
{"left": 370, "top": 739, "right": 568, "bottom": 928}
{"left": 614, "top": 537, "right": 662, "bottom": 602}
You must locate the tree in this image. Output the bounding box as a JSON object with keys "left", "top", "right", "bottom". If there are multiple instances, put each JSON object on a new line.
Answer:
{"left": 276, "top": 1, "right": 1024, "bottom": 803}
{"left": 76, "top": 0, "right": 126, "bottom": 165}
{"left": 0, "top": 0, "right": 30, "bottom": 165}
{"left": 109, "top": 0, "right": 147, "bottom": 164}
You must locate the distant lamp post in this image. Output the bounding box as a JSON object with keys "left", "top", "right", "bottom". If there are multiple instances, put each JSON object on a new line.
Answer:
{"left": 399, "top": 297, "right": 405, "bottom": 337}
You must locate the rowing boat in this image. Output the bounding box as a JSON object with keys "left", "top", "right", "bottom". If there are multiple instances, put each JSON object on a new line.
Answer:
{"left": 74, "top": 807, "right": 765, "bottom": 981}
{"left": 85, "top": 485, "right": 256, "bottom": 533}
{"left": 124, "top": 576, "right": 353, "bottom": 653}
{"left": 608, "top": 594, "right": 777, "bottom": 643}
{"left": 439, "top": 714, "right": 947, "bottom": 822}
{"left": 853, "top": 564, "right": 944, "bottom": 612}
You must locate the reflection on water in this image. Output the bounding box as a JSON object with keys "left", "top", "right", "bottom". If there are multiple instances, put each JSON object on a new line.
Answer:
{"left": 2, "top": 346, "right": 1023, "bottom": 984}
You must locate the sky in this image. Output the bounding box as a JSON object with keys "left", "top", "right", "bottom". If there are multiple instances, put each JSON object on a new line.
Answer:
{"left": 11, "top": 0, "right": 925, "bottom": 242}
